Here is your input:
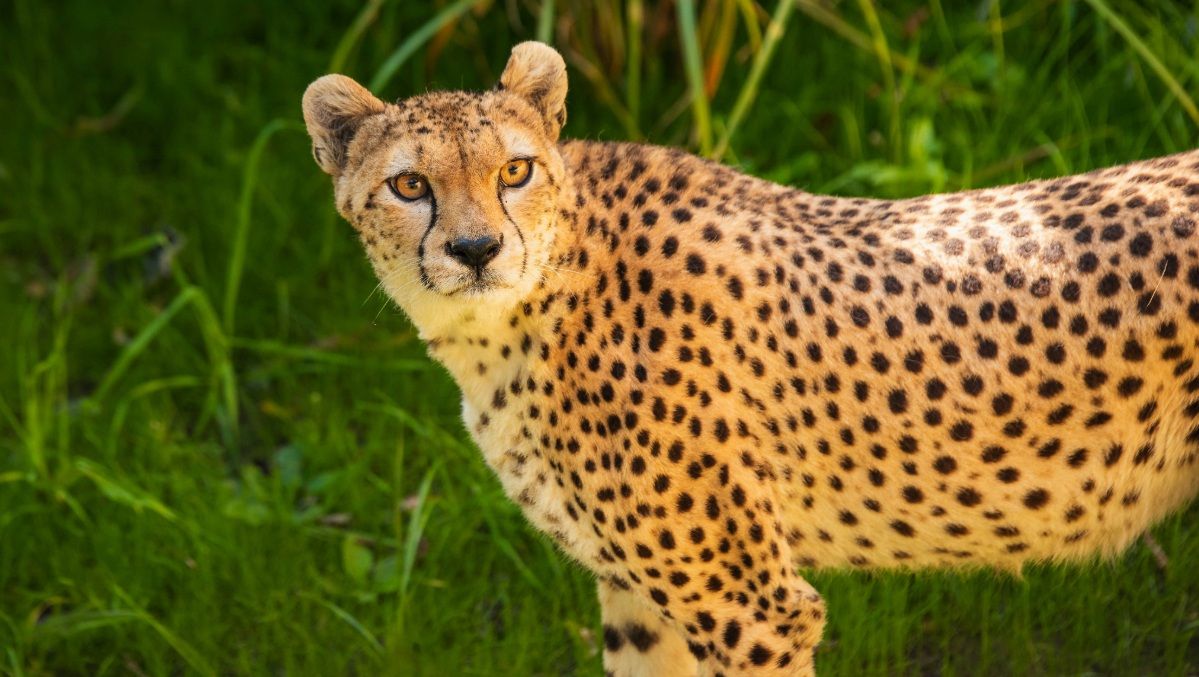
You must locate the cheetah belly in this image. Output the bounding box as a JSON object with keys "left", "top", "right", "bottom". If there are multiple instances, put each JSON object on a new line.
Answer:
{"left": 776, "top": 404, "right": 1199, "bottom": 572}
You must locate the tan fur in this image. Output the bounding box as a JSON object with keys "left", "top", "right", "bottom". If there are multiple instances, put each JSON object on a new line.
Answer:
{"left": 304, "top": 42, "right": 1199, "bottom": 675}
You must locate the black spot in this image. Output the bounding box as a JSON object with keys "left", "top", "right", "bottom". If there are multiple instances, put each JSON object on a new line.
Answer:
{"left": 977, "top": 338, "right": 999, "bottom": 359}
{"left": 748, "top": 644, "right": 774, "bottom": 666}
{"left": 1117, "top": 377, "right": 1144, "bottom": 398}
{"left": 1083, "top": 369, "right": 1107, "bottom": 389}
{"left": 1129, "top": 232, "right": 1152, "bottom": 257}
{"left": 1037, "top": 438, "right": 1061, "bottom": 458}
{"left": 723, "top": 620, "right": 741, "bottom": 648}
{"left": 1045, "top": 343, "right": 1066, "bottom": 364}
{"left": 949, "top": 420, "right": 974, "bottom": 441}
{"left": 850, "top": 305, "right": 870, "bottom": 327}
{"left": 948, "top": 306, "right": 969, "bottom": 326}
{"left": 1037, "top": 380, "right": 1064, "bottom": 398}
{"left": 991, "top": 393, "right": 1014, "bottom": 415}
{"left": 624, "top": 623, "right": 658, "bottom": 651}
{"left": 648, "top": 328, "right": 666, "bottom": 352}
{"left": 1007, "top": 356, "right": 1030, "bottom": 376}
{"left": 940, "top": 343, "right": 962, "bottom": 364}
{"left": 1097, "top": 273, "right": 1120, "bottom": 297}
{"left": 981, "top": 445, "right": 1007, "bottom": 463}
{"left": 1023, "top": 489, "right": 1049, "bottom": 509}
{"left": 957, "top": 487, "right": 981, "bottom": 507}
{"left": 933, "top": 456, "right": 957, "bottom": 474}
{"left": 603, "top": 625, "right": 624, "bottom": 652}
{"left": 1077, "top": 253, "right": 1099, "bottom": 273}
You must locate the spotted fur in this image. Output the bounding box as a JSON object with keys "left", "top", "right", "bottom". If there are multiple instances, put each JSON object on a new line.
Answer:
{"left": 303, "top": 42, "right": 1199, "bottom": 675}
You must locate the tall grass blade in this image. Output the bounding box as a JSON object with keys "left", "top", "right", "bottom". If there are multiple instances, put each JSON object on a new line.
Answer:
{"left": 223, "top": 119, "right": 302, "bottom": 335}
{"left": 5, "top": 647, "right": 24, "bottom": 677}
{"left": 472, "top": 484, "right": 549, "bottom": 595}
{"left": 564, "top": 48, "right": 641, "bottom": 139}
{"left": 231, "top": 337, "right": 429, "bottom": 372}
{"left": 536, "top": 0, "right": 555, "bottom": 44}
{"left": 298, "top": 592, "right": 385, "bottom": 657}
{"left": 106, "top": 233, "right": 169, "bottom": 263}
{"left": 369, "top": 0, "right": 479, "bottom": 92}
{"left": 855, "top": 0, "right": 899, "bottom": 159}
{"left": 75, "top": 458, "right": 178, "bottom": 522}
{"left": 330, "top": 0, "right": 388, "bottom": 73}
{"left": 795, "top": 0, "right": 975, "bottom": 100}
{"left": 179, "top": 283, "right": 238, "bottom": 442}
{"left": 28, "top": 609, "right": 143, "bottom": 639}
{"left": 106, "top": 375, "right": 201, "bottom": 455}
{"left": 676, "top": 0, "right": 712, "bottom": 155}
{"left": 988, "top": 0, "right": 1005, "bottom": 74}
{"left": 90, "top": 287, "right": 198, "bottom": 403}
{"left": 703, "top": 0, "right": 738, "bottom": 98}
{"left": 734, "top": 0, "right": 763, "bottom": 51}
{"left": 713, "top": 0, "right": 797, "bottom": 159}
{"left": 398, "top": 468, "right": 437, "bottom": 601}
{"left": 625, "top": 0, "right": 643, "bottom": 128}
{"left": 110, "top": 587, "right": 218, "bottom": 677}
{"left": 1080, "top": 0, "right": 1199, "bottom": 127}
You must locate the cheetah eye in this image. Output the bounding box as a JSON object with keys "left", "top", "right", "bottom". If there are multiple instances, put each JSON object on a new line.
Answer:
{"left": 499, "top": 159, "right": 533, "bottom": 188}
{"left": 388, "top": 173, "right": 429, "bottom": 201}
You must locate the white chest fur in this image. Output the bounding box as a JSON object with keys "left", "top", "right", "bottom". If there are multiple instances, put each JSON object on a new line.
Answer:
{"left": 425, "top": 319, "right": 600, "bottom": 568}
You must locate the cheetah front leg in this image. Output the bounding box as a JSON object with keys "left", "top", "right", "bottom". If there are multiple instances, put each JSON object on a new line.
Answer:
{"left": 599, "top": 575, "right": 824, "bottom": 677}
{"left": 595, "top": 448, "right": 827, "bottom": 676}
{"left": 688, "top": 573, "right": 826, "bottom": 677}
{"left": 599, "top": 578, "right": 699, "bottom": 677}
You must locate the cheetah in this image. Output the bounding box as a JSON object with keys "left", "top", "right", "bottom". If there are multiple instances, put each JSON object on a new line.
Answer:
{"left": 303, "top": 42, "right": 1199, "bottom": 675}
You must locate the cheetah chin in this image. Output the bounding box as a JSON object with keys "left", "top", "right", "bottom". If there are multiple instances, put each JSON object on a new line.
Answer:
{"left": 305, "top": 41, "right": 1199, "bottom": 676}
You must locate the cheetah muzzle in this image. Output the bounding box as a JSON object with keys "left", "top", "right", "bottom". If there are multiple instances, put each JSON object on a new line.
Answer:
{"left": 304, "top": 41, "right": 1199, "bottom": 676}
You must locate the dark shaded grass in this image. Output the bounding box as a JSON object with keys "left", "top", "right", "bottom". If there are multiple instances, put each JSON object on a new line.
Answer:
{"left": 1, "top": 1, "right": 1197, "bottom": 674}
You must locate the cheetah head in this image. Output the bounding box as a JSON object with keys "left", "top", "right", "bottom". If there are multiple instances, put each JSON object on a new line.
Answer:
{"left": 303, "top": 42, "right": 569, "bottom": 332}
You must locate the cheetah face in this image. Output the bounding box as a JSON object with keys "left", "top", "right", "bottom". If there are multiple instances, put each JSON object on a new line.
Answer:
{"left": 303, "top": 42, "right": 569, "bottom": 329}
{"left": 345, "top": 103, "right": 561, "bottom": 304}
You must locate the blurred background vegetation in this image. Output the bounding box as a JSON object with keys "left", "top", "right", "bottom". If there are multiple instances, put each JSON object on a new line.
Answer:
{"left": 2, "top": 0, "right": 1198, "bottom": 674}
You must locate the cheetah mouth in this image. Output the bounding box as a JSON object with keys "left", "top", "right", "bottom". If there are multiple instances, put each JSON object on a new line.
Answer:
{"left": 446, "top": 273, "right": 511, "bottom": 297}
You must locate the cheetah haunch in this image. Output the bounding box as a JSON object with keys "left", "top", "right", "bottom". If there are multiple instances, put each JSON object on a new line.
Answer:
{"left": 304, "top": 42, "right": 1199, "bottom": 675}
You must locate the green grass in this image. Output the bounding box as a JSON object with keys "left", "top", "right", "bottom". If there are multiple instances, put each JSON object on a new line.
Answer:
{"left": 2, "top": 0, "right": 1198, "bottom": 674}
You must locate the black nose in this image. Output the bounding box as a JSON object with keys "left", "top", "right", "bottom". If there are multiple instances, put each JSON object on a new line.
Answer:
{"left": 446, "top": 235, "right": 502, "bottom": 270}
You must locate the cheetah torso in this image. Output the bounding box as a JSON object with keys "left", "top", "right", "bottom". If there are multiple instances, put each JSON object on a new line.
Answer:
{"left": 439, "top": 141, "right": 1199, "bottom": 577}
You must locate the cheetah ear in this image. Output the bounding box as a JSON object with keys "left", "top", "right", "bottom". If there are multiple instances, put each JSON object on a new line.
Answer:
{"left": 497, "top": 41, "right": 568, "bottom": 141}
{"left": 302, "top": 74, "right": 386, "bottom": 175}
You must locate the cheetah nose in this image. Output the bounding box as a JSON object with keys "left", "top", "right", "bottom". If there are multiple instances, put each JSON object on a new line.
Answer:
{"left": 446, "top": 235, "right": 502, "bottom": 270}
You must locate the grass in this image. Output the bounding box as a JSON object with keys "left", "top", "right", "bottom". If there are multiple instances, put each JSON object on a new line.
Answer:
{"left": 2, "top": 0, "right": 1198, "bottom": 674}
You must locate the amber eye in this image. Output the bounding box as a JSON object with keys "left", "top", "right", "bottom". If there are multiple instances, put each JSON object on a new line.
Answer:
{"left": 499, "top": 159, "right": 533, "bottom": 188}
{"left": 389, "top": 173, "right": 429, "bottom": 201}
